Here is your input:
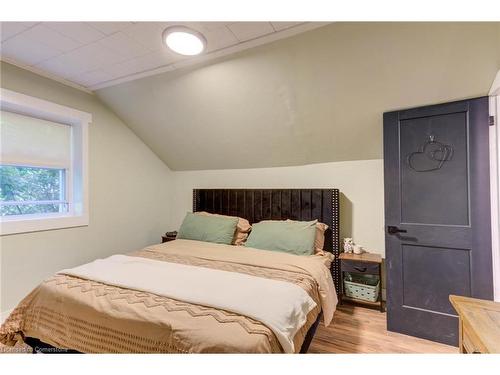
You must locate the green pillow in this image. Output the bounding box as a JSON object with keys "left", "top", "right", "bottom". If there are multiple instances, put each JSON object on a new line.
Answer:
{"left": 177, "top": 212, "right": 238, "bottom": 245}
{"left": 245, "top": 220, "right": 317, "bottom": 255}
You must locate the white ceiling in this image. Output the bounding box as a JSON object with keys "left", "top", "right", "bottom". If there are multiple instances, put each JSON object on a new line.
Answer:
{"left": 0, "top": 22, "right": 325, "bottom": 92}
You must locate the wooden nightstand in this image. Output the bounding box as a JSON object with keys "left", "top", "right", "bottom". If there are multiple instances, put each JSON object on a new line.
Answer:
{"left": 339, "top": 252, "right": 384, "bottom": 312}
{"left": 161, "top": 231, "right": 177, "bottom": 243}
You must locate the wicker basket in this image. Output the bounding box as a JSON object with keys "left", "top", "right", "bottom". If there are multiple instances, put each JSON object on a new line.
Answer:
{"left": 343, "top": 273, "right": 380, "bottom": 302}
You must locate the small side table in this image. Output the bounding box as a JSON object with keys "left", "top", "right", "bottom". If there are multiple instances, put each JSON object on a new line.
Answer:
{"left": 161, "top": 231, "right": 178, "bottom": 243}
{"left": 339, "top": 252, "right": 384, "bottom": 312}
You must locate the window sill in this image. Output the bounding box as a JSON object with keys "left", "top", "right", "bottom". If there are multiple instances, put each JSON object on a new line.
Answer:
{"left": 0, "top": 214, "right": 89, "bottom": 236}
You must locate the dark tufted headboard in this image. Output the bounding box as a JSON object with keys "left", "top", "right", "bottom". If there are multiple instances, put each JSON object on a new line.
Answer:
{"left": 192, "top": 188, "right": 341, "bottom": 294}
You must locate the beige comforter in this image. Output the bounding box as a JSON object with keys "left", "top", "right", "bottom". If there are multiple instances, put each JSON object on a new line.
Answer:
{"left": 0, "top": 239, "right": 337, "bottom": 353}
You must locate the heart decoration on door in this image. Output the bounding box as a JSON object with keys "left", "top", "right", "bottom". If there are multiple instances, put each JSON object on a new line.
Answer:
{"left": 407, "top": 135, "right": 454, "bottom": 172}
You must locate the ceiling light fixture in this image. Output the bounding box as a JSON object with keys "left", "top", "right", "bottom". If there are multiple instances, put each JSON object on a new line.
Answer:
{"left": 162, "top": 26, "right": 207, "bottom": 56}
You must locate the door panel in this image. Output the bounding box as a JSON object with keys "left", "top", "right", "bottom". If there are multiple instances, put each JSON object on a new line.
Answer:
{"left": 400, "top": 112, "right": 469, "bottom": 225}
{"left": 384, "top": 97, "right": 493, "bottom": 346}
{"left": 402, "top": 245, "right": 471, "bottom": 315}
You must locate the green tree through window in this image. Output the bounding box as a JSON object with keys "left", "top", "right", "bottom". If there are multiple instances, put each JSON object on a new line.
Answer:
{"left": 0, "top": 165, "right": 67, "bottom": 216}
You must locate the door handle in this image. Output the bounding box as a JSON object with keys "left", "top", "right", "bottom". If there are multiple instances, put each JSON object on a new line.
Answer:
{"left": 387, "top": 226, "right": 407, "bottom": 235}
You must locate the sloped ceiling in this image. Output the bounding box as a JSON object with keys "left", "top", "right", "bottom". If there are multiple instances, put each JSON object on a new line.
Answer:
{"left": 97, "top": 22, "right": 500, "bottom": 171}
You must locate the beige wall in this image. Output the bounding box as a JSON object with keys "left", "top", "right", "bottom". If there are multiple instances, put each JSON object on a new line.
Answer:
{"left": 98, "top": 22, "right": 500, "bottom": 171}
{"left": 170, "top": 159, "right": 385, "bottom": 256}
{"left": 0, "top": 62, "right": 174, "bottom": 313}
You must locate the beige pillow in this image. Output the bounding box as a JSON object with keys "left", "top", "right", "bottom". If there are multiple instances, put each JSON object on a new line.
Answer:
{"left": 313, "top": 222, "right": 329, "bottom": 251}
{"left": 195, "top": 212, "right": 251, "bottom": 245}
{"left": 286, "top": 219, "right": 329, "bottom": 253}
{"left": 313, "top": 249, "right": 335, "bottom": 269}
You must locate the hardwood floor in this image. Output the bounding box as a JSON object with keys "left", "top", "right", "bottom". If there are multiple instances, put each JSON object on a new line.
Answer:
{"left": 309, "top": 304, "right": 457, "bottom": 353}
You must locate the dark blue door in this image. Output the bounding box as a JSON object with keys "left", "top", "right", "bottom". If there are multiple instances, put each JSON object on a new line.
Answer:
{"left": 383, "top": 97, "right": 493, "bottom": 346}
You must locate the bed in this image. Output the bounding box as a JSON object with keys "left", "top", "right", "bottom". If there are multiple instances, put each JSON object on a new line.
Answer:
{"left": 0, "top": 188, "right": 340, "bottom": 353}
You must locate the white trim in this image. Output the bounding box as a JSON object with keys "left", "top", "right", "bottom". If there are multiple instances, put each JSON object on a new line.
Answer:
{"left": 0, "top": 56, "right": 94, "bottom": 95}
{"left": 0, "top": 88, "right": 91, "bottom": 236}
{"left": 489, "top": 94, "right": 500, "bottom": 302}
{"left": 1, "top": 200, "right": 68, "bottom": 206}
{"left": 89, "top": 22, "right": 330, "bottom": 91}
{"left": 489, "top": 70, "right": 500, "bottom": 301}
{"left": 0, "top": 214, "right": 89, "bottom": 235}
{"left": 0, "top": 88, "right": 92, "bottom": 124}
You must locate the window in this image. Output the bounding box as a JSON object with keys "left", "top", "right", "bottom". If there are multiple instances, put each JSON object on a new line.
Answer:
{"left": 0, "top": 89, "right": 91, "bottom": 235}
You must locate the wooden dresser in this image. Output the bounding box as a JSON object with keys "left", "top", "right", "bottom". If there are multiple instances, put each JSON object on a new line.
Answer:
{"left": 450, "top": 295, "right": 500, "bottom": 353}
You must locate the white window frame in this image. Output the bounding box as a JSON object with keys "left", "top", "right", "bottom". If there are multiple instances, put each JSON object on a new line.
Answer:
{"left": 0, "top": 88, "right": 91, "bottom": 235}
{"left": 489, "top": 70, "right": 500, "bottom": 302}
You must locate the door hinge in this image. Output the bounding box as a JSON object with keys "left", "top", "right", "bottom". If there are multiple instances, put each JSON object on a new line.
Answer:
{"left": 489, "top": 115, "right": 495, "bottom": 126}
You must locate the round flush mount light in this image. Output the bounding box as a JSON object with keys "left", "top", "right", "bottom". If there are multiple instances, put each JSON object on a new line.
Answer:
{"left": 162, "top": 26, "right": 207, "bottom": 56}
